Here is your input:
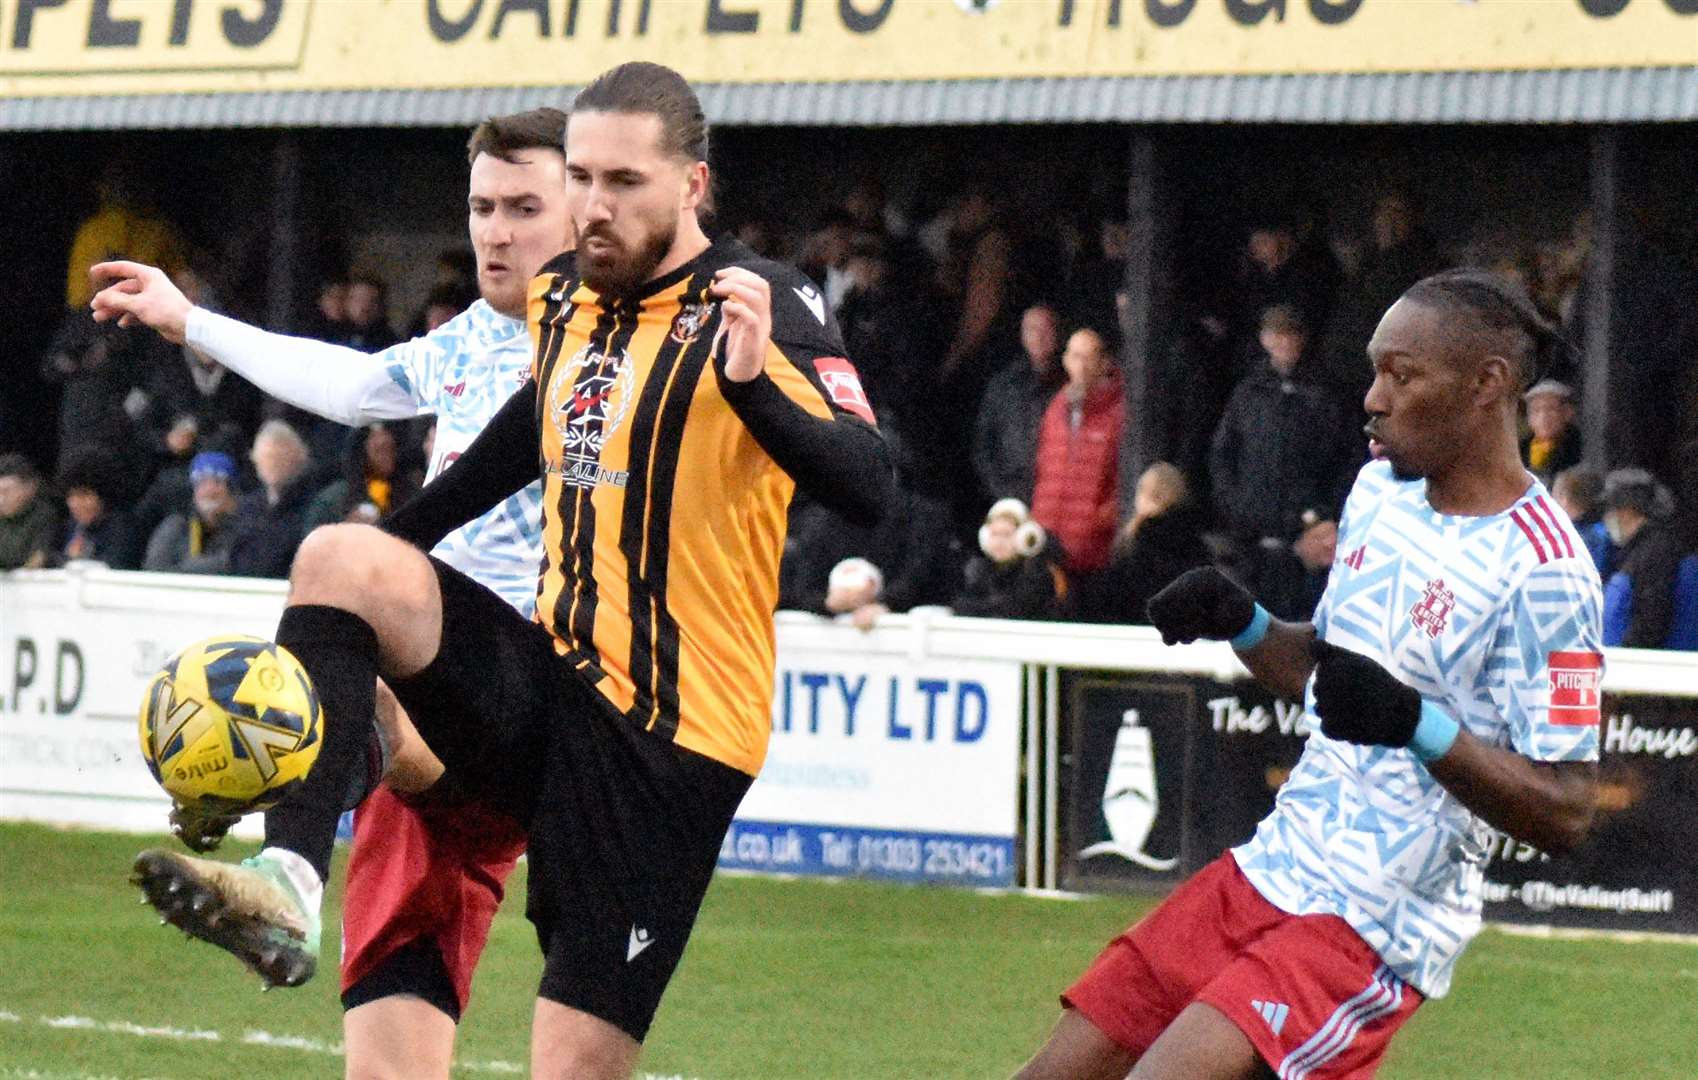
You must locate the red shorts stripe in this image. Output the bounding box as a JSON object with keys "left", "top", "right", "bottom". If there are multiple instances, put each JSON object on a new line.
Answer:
{"left": 339, "top": 785, "right": 527, "bottom": 1014}
{"left": 1064, "top": 854, "right": 1422, "bottom": 1079}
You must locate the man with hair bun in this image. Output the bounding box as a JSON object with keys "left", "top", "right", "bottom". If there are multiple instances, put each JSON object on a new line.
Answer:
{"left": 122, "top": 63, "right": 890, "bottom": 1079}
{"left": 1017, "top": 270, "right": 1604, "bottom": 1080}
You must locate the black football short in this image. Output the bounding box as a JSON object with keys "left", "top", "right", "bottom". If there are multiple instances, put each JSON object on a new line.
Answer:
{"left": 385, "top": 556, "right": 751, "bottom": 1041}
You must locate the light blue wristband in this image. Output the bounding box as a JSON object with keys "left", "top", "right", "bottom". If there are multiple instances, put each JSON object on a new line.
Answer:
{"left": 1410, "top": 702, "right": 1461, "bottom": 763}
{"left": 1228, "top": 604, "right": 1272, "bottom": 651}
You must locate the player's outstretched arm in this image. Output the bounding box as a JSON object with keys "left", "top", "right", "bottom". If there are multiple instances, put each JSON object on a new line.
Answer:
{"left": 1310, "top": 640, "right": 1598, "bottom": 854}
{"left": 709, "top": 266, "right": 894, "bottom": 527}
{"left": 89, "top": 260, "right": 417, "bottom": 426}
{"left": 1146, "top": 568, "right": 1317, "bottom": 701}
{"left": 383, "top": 379, "right": 540, "bottom": 551}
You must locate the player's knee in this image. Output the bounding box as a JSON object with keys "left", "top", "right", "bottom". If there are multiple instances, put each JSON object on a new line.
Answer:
{"left": 531, "top": 1001, "right": 640, "bottom": 1080}
{"left": 533, "top": 1043, "right": 637, "bottom": 1080}
{"left": 290, "top": 524, "right": 411, "bottom": 610}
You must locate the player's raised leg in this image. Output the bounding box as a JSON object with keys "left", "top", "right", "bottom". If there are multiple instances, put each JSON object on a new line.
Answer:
{"left": 134, "top": 523, "right": 444, "bottom": 987}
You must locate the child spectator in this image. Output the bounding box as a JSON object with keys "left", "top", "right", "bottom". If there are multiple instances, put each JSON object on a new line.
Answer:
{"left": 951, "top": 498, "right": 1066, "bottom": 621}
{"left": 1090, "top": 463, "right": 1210, "bottom": 624}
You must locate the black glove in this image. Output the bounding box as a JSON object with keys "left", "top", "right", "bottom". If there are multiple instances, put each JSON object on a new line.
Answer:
{"left": 1309, "top": 639, "right": 1421, "bottom": 748}
{"left": 1146, "top": 567, "right": 1256, "bottom": 646}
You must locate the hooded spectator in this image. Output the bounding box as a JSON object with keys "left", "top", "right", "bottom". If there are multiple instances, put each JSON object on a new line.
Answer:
{"left": 0, "top": 454, "right": 60, "bottom": 570}
{"left": 1600, "top": 468, "right": 1689, "bottom": 649}
{"left": 950, "top": 498, "right": 1066, "bottom": 621}
{"left": 143, "top": 451, "right": 242, "bottom": 574}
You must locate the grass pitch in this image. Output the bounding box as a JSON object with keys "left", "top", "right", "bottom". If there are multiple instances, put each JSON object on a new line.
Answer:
{"left": 1, "top": 823, "right": 1692, "bottom": 1078}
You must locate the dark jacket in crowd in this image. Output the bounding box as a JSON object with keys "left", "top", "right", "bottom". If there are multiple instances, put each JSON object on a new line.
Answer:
{"left": 1235, "top": 241, "right": 1342, "bottom": 355}
{"left": 780, "top": 490, "right": 962, "bottom": 616}
{"left": 1604, "top": 521, "right": 1687, "bottom": 649}
{"left": 57, "top": 509, "right": 142, "bottom": 570}
{"left": 40, "top": 312, "right": 144, "bottom": 471}
{"left": 130, "top": 462, "right": 193, "bottom": 550}
{"left": 0, "top": 495, "right": 60, "bottom": 570}
{"left": 972, "top": 361, "right": 1061, "bottom": 506}
{"left": 1317, "top": 231, "right": 1444, "bottom": 399}
{"left": 143, "top": 511, "right": 238, "bottom": 575}
{"left": 228, "top": 478, "right": 314, "bottom": 579}
{"left": 836, "top": 279, "right": 942, "bottom": 437}
{"left": 951, "top": 546, "right": 1067, "bottom": 622}
{"left": 1087, "top": 503, "right": 1211, "bottom": 625}
{"left": 139, "top": 345, "right": 265, "bottom": 461}
{"left": 1209, "top": 366, "right": 1361, "bottom": 543}
{"left": 1520, "top": 426, "right": 1585, "bottom": 490}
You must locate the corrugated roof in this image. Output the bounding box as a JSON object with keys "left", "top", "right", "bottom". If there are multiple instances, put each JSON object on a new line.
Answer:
{"left": 3, "top": 67, "right": 1695, "bottom": 129}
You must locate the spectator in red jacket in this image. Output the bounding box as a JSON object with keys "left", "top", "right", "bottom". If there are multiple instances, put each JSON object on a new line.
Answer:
{"left": 1030, "top": 326, "right": 1125, "bottom": 580}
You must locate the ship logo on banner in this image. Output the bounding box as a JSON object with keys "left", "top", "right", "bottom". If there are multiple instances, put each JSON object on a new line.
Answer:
{"left": 1079, "top": 709, "right": 1179, "bottom": 871}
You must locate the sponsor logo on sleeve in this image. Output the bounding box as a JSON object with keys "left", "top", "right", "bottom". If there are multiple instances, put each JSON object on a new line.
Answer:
{"left": 813, "top": 357, "right": 876, "bottom": 424}
{"left": 1548, "top": 651, "right": 1602, "bottom": 726}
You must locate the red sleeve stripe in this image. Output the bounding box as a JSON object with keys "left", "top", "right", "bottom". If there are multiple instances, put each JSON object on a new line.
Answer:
{"left": 1520, "top": 500, "right": 1563, "bottom": 561}
{"left": 1510, "top": 508, "right": 1550, "bottom": 564}
{"left": 1532, "top": 496, "right": 1576, "bottom": 559}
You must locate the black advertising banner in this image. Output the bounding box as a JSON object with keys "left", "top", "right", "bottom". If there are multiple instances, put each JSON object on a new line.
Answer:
{"left": 1062, "top": 673, "right": 1698, "bottom": 935}
{"left": 1063, "top": 673, "right": 1302, "bottom": 893}
{"left": 1483, "top": 693, "right": 1698, "bottom": 934}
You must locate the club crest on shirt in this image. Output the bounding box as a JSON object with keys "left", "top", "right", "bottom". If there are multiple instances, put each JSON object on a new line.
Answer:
{"left": 548, "top": 344, "right": 634, "bottom": 490}
{"left": 1409, "top": 577, "right": 1456, "bottom": 638}
{"left": 670, "top": 301, "right": 714, "bottom": 345}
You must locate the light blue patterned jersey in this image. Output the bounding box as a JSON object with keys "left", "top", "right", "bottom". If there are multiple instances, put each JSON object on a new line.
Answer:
{"left": 1234, "top": 460, "right": 1603, "bottom": 998}
{"left": 380, "top": 300, "right": 541, "bottom": 616}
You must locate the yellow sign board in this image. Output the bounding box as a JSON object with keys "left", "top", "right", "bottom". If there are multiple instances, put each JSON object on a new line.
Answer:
{"left": 2, "top": 0, "right": 1695, "bottom": 98}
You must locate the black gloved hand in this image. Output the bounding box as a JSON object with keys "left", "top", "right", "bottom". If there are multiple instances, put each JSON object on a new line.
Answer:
{"left": 1309, "top": 639, "right": 1421, "bottom": 748}
{"left": 1145, "top": 567, "right": 1256, "bottom": 646}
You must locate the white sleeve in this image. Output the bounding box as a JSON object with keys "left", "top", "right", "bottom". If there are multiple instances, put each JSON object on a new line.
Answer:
{"left": 184, "top": 308, "right": 421, "bottom": 427}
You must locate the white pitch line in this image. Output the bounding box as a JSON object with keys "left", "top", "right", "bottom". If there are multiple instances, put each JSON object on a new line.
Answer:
{"left": 2, "top": 1006, "right": 700, "bottom": 1079}
{"left": 1488, "top": 922, "right": 1698, "bottom": 948}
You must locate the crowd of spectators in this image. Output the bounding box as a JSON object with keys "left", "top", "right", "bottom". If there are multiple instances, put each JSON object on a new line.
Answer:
{"left": 4, "top": 175, "right": 1694, "bottom": 651}
{"left": 1, "top": 182, "right": 450, "bottom": 579}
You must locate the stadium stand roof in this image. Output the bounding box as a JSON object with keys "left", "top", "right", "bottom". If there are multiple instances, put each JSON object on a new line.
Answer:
{"left": 3, "top": 67, "right": 1696, "bottom": 130}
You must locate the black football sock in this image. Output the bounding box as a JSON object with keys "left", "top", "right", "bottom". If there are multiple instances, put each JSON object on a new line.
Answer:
{"left": 262, "top": 604, "right": 382, "bottom": 883}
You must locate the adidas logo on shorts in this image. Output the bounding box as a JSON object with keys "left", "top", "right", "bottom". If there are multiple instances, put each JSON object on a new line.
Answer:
{"left": 1252, "top": 999, "right": 1290, "bottom": 1036}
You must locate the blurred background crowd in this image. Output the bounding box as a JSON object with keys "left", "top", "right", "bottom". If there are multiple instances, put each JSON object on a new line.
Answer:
{"left": 2, "top": 125, "right": 1694, "bottom": 650}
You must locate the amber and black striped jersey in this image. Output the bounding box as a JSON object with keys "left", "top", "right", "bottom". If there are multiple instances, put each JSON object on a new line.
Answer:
{"left": 386, "top": 238, "right": 892, "bottom": 776}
